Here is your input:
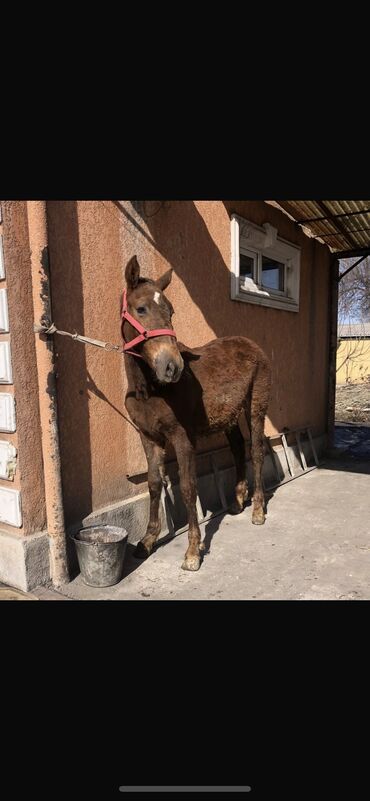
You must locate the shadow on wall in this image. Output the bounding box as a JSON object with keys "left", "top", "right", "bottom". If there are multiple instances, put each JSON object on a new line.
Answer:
{"left": 149, "top": 199, "right": 238, "bottom": 338}
{"left": 30, "top": 198, "right": 290, "bottom": 581}
{"left": 112, "top": 200, "right": 281, "bottom": 443}
{"left": 113, "top": 200, "right": 235, "bottom": 337}
{"left": 47, "top": 201, "right": 93, "bottom": 537}
{"left": 113, "top": 199, "right": 280, "bottom": 340}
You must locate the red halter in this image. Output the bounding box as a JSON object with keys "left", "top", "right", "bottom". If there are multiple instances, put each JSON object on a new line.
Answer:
{"left": 121, "top": 289, "right": 177, "bottom": 359}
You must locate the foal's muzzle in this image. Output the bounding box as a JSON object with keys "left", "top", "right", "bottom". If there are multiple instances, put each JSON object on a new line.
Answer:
{"left": 155, "top": 351, "right": 184, "bottom": 384}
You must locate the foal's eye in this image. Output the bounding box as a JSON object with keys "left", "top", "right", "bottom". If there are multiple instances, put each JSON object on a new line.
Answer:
{"left": 137, "top": 306, "right": 147, "bottom": 315}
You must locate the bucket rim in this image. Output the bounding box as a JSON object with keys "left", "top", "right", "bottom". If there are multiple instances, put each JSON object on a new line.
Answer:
{"left": 70, "top": 525, "right": 128, "bottom": 545}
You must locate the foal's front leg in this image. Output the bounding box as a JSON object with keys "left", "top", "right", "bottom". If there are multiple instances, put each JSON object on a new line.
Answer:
{"left": 135, "top": 435, "right": 166, "bottom": 559}
{"left": 170, "top": 430, "right": 202, "bottom": 571}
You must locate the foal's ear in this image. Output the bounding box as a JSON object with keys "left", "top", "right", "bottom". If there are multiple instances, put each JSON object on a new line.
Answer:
{"left": 125, "top": 255, "right": 140, "bottom": 289}
{"left": 156, "top": 267, "right": 173, "bottom": 291}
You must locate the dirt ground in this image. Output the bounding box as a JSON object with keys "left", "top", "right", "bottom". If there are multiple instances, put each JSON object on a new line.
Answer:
{"left": 336, "top": 381, "right": 370, "bottom": 423}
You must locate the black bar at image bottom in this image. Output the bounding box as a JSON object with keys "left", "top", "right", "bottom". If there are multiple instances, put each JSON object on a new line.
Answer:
{"left": 119, "top": 788, "right": 252, "bottom": 793}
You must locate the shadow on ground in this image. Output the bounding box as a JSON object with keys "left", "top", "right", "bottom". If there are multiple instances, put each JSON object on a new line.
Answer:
{"left": 334, "top": 422, "right": 370, "bottom": 460}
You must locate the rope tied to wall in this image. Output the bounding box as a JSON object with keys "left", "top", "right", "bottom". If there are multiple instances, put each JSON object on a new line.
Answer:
{"left": 33, "top": 321, "right": 141, "bottom": 433}
{"left": 33, "top": 322, "right": 121, "bottom": 352}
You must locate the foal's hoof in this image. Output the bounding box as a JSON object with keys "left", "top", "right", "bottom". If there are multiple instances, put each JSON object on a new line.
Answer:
{"left": 228, "top": 500, "right": 245, "bottom": 515}
{"left": 134, "top": 541, "right": 151, "bottom": 560}
{"left": 252, "top": 507, "right": 265, "bottom": 525}
{"left": 181, "top": 555, "right": 201, "bottom": 571}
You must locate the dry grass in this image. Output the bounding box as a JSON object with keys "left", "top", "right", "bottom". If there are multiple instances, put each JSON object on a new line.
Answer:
{"left": 336, "top": 380, "right": 370, "bottom": 423}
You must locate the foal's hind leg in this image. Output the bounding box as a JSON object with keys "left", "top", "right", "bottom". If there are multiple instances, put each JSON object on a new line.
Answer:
{"left": 135, "top": 435, "right": 166, "bottom": 559}
{"left": 250, "top": 411, "right": 266, "bottom": 525}
{"left": 226, "top": 425, "right": 248, "bottom": 514}
{"left": 250, "top": 365, "right": 271, "bottom": 525}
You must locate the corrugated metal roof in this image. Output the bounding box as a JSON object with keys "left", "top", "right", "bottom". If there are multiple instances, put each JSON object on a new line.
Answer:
{"left": 338, "top": 322, "right": 370, "bottom": 338}
{"left": 267, "top": 201, "right": 370, "bottom": 257}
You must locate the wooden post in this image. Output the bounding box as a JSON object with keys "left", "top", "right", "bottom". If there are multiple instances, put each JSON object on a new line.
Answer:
{"left": 27, "top": 201, "right": 69, "bottom": 586}
{"left": 327, "top": 258, "right": 339, "bottom": 450}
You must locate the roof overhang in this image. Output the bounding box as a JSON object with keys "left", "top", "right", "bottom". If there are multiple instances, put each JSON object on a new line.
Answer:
{"left": 266, "top": 201, "right": 370, "bottom": 259}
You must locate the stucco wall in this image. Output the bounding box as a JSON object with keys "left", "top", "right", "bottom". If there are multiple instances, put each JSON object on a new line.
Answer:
{"left": 150, "top": 201, "right": 330, "bottom": 439}
{"left": 336, "top": 338, "right": 370, "bottom": 384}
{"left": 45, "top": 200, "right": 331, "bottom": 527}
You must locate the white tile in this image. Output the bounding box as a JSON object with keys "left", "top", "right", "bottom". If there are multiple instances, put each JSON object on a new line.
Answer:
{"left": 0, "top": 440, "right": 17, "bottom": 480}
{"left": 0, "top": 393, "right": 16, "bottom": 431}
{"left": 0, "top": 235, "right": 4, "bottom": 280}
{"left": 0, "top": 341, "right": 13, "bottom": 383}
{"left": 0, "top": 487, "right": 22, "bottom": 526}
{"left": 0, "top": 289, "right": 9, "bottom": 332}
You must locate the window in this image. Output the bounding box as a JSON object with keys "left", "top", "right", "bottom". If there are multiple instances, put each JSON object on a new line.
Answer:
{"left": 231, "top": 215, "right": 301, "bottom": 311}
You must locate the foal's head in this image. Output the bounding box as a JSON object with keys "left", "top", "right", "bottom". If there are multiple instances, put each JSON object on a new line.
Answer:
{"left": 124, "top": 255, "right": 184, "bottom": 384}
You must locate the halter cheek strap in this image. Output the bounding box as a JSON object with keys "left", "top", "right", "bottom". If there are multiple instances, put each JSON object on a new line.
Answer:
{"left": 121, "top": 289, "right": 177, "bottom": 358}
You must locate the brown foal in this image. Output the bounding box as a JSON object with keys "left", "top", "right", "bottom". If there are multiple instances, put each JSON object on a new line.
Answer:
{"left": 123, "top": 256, "right": 272, "bottom": 571}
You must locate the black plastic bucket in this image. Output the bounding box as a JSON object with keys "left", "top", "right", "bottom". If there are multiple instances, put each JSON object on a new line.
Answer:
{"left": 71, "top": 525, "right": 128, "bottom": 587}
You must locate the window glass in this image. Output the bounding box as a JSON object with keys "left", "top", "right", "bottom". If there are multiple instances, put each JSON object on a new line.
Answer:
{"left": 240, "top": 253, "right": 255, "bottom": 280}
{"left": 261, "top": 256, "right": 284, "bottom": 291}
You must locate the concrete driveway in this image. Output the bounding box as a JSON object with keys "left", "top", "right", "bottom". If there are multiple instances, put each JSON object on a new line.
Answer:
{"left": 2, "top": 424, "right": 369, "bottom": 601}
{"left": 53, "top": 447, "right": 370, "bottom": 601}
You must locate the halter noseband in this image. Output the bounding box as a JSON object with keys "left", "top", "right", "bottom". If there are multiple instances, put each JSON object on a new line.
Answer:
{"left": 121, "top": 288, "right": 177, "bottom": 359}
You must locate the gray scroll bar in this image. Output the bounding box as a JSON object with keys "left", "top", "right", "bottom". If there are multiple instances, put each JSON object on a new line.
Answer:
{"left": 119, "top": 788, "right": 251, "bottom": 793}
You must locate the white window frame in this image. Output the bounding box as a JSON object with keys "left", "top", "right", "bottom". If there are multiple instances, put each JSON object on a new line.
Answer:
{"left": 231, "top": 214, "right": 301, "bottom": 312}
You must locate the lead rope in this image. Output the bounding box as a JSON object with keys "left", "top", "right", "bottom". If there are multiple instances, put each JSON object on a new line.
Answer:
{"left": 34, "top": 321, "right": 142, "bottom": 433}
{"left": 34, "top": 322, "right": 122, "bottom": 352}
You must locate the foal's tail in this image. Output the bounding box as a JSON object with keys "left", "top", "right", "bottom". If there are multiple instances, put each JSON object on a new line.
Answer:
{"left": 251, "top": 356, "right": 272, "bottom": 420}
{"left": 244, "top": 353, "right": 272, "bottom": 438}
